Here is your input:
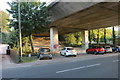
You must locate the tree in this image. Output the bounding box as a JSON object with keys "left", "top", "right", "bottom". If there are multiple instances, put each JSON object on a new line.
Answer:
{"left": 104, "top": 28, "right": 106, "bottom": 45}
{"left": 74, "top": 32, "right": 82, "bottom": 45}
{"left": 88, "top": 30, "right": 91, "bottom": 45}
{"left": 7, "top": 2, "right": 51, "bottom": 52}
{"left": 0, "top": 11, "right": 9, "bottom": 31}
{"left": 112, "top": 26, "right": 116, "bottom": 45}
{"left": 64, "top": 34, "right": 77, "bottom": 46}
{"left": 4, "top": 30, "right": 19, "bottom": 49}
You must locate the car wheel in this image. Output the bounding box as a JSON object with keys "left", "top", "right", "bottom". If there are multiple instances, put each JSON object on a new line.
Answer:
{"left": 37, "top": 54, "right": 40, "bottom": 58}
{"left": 65, "top": 53, "right": 68, "bottom": 57}
{"left": 49, "top": 58, "right": 52, "bottom": 59}
{"left": 102, "top": 53, "right": 104, "bottom": 55}
{"left": 39, "top": 57, "right": 42, "bottom": 60}
{"left": 86, "top": 51, "right": 89, "bottom": 54}
{"left": 94, "top": 51, "right": 97, "bottom": 55}
{"left": 65, "top": 55, "right": 68, "bottom": 57}
{"left": 74, "top": 55, "right": 77, "bottom": 57}
{"left": 60, "top": 52, "right": 63, "bottom": 56}
{"left": 39, "top": 56, "right": 42, "bottom": 60}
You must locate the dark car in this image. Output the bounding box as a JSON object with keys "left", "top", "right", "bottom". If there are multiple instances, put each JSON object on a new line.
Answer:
{"left": 114, "top": 46, "right": 120, "bottom": 53}
{"left": 86, "top": 46, "right": 105, "bottom": 55}
{"left": 112, "top": 46, "right": 120, "bottom": 53}
{"left": 37, "top": 48, "right": 52, "bottom": 60}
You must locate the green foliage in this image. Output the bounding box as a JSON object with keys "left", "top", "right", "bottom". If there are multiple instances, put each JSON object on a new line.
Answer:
{"left": 0, "top": 32, "right": 9, "bottom": 43}
{"left": 90, "top": 28, "right": 112, "bottom": 43}
{"left": 74, "top": 32, "right": 82, "bottom": 45}
{"left": 7, "top": 2, "right": 51, "bottom": 53}
{"left": 65, "top": 34, "right": 76, "bottom": 45}
{"left": 7, "top": 2, "right": 51, "bottom": 36}
{"left": 62, "top": 32, "right": 82, "bottom": 47}
{"left": 22, "top": 56, "right": 37, "bottom": 63}
{"left": 0, "top": 29, "right": 19, "bottom": 49}
{"left": 0, "top": 11, "right": 9, "bottom": 31}
{"left": 7, "top": 30, "right": 19, "bottom": 49}
{"left": 62, "top": 27, "right": 113, "bottom": 46}
{"left": 22, "top": 36, "right": 31, "bottom": 53}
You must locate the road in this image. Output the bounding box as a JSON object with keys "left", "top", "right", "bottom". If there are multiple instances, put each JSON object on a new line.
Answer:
{"left": 2, "top": 53, "right": 119, "bottom": 78}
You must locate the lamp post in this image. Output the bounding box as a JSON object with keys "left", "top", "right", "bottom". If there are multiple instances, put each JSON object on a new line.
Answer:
{"left": 18, "top": 0, "right": 22, "bottom": 62}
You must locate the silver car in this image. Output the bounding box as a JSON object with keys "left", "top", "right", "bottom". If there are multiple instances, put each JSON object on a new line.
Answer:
{"left": 104, "top": 46, "right": 113, "bottom": 53}
{"left": 37, "top": 48, "right": 52, "bottom": 60}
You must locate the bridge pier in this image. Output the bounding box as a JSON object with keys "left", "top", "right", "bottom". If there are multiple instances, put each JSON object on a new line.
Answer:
{"left": 50, "top": 27, "right": 59, "bottom": 52}
{"left": 81, "top": 30, "right": 89, "bottom": 49}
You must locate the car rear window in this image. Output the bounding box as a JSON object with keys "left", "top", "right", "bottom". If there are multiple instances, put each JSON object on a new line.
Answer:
{"left": 67, "top": 48, "right": 74, "bottom": 50}
{"left": 106, "top": 47, "right": 110, "bottom": 48}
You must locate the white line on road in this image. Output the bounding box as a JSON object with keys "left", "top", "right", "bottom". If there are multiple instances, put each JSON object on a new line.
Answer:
{"left": 112, "top": 60, "right": 120, "bottom": 62}
{"left": 56, "top": 63, "right": 101, "bottom": 73}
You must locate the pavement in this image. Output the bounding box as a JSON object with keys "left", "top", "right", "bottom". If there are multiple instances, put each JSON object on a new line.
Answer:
{"left": 2, "top": 53, "right": 119, "bottom": 78}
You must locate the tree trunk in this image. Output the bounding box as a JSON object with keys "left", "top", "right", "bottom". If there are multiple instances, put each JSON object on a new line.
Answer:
{"left": 104, "top": 28, "right": 106, "bottom": 45}
{"left": 97, "top": 29, "right": 99, "bottom": 44}
{"left": 29, "top": 34, "right": 34, "bottom": 53}
{"left": 112, "top": 26, "right": 116, "bottom": 46}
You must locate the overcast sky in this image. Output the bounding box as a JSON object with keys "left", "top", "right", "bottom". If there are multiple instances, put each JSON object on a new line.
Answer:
{"left": 0, "top": 0, "right": 51, "bottom": 12}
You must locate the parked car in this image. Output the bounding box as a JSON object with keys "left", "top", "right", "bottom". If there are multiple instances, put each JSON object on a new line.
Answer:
{"left": 115, "top": 46, "right": 120, "bottom": 53}
{"left": 60, "top": 47, "right": 77, "bottom": 57}
{"left": 37, "top": 48, "right": 52, "bottom": 60}
{"left": 112, "top": 46, "right": 120, "bottom": 53}
{"left": 86, "top": 46, "right": 105, "bottom": 55}
{"left": 112, "top": 46, "right": 116, "bottom": 52}
{"left": 103, "top": 46, "right": 113, "bottom": 53}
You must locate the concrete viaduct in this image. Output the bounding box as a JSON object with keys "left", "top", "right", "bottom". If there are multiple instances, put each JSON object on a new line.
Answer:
{"left": 38, "top": 1, "right": 120, "bottom": 51}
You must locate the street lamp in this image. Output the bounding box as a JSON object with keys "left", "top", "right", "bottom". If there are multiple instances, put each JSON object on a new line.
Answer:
{"left": 18, "top": 0, "right": 22, "bottom": 62}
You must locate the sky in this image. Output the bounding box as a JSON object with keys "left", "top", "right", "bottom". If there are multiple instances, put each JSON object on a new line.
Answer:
{"left": 0, "top": 0, "right": 11, "bottom": 12}
{"left": 0, "top": 0, "right": 51, "bottom": 12}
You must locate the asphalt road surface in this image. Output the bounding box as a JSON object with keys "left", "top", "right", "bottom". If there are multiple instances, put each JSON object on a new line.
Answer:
{"left": 2, "top": 54, "right": 119, "bottom": 78}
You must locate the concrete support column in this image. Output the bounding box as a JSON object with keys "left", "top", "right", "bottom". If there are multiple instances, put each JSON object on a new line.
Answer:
{"left": 50, "top": 27, "right": 59, "bottom": 52}
{"left": 81, "top": 30, "right": 89, "bottom": 49}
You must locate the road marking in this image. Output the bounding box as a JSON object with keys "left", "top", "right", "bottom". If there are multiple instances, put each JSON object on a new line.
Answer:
{"left": 56, "top": 63, "right": 101, "bottom": 73}
{"left": 112, "top": 60, "right": 120, "bottom": 62}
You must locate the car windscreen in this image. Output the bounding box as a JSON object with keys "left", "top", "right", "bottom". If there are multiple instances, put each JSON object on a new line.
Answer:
{"left": 67, "top": 48, "right": 74, "bottom": 50}
{"left": 42, "top": 48, "right": 50, "bottom": 52}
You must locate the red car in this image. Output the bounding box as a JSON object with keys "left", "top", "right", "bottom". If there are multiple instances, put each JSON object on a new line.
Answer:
{"left": 86, "top": 46, "right": 105, "bottom": 55}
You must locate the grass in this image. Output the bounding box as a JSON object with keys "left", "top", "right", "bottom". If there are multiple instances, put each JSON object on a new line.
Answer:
{"left": 22, "top": 56, "right": 38, "bottom": 63}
